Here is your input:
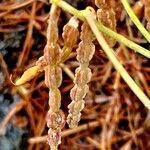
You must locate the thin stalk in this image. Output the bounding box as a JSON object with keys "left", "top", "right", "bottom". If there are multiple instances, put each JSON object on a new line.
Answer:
{"left": 121, "top": 0, "right": 150, "bottom": 43}
{"left": 95, "top": 20, "right": 150, "bottom": 58}
{"left": 83, "top": 9, "right": 150, "bottom": 110}
{"left": 50, "top": 0, "right": 84, "bottom": 20}
{"left": 50, "top": 0, "right": 150, "bottom": 58}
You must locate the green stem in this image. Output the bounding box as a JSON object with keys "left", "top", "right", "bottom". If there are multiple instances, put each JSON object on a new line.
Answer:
{"left": 50, "top": 0, "right": 150, "bottom": 58}
{"left": 83, "top": 9, "right": 150, "bottom": 110}
{"left": 121, "top": 0, "right": 150, "bottom": 43}
{"left": 50, "top": 0, "right": 84, "bottom": 20}
{"left": 95, "top": 20, "right": 150, "bottom": 58}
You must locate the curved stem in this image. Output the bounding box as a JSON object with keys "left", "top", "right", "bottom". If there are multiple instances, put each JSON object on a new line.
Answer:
{"left": 50, "top": 0, "right": 150, "bottom": 58}
{"left": 83, "top": 9, "right": 150, "bottom": 110}
{"left": 121, "top": 0, "right": 150, "bottom": 43}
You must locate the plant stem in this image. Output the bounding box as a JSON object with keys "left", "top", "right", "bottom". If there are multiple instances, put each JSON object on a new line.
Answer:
{"left": 50, "top": 0, "right": 84, "bottom": 20}
{"left": 50, "top": 0, "right": 150, "bottom": 58}
{"left": 95, "top": 20, "right": 150, "bottom": 58}
{"left": 50, "top": 0, "right": 150, "bottom": 109}
{"left": 121, "top": 0, "right": 150, "bottom": 43}
{"left": 83, "top": 9, "right": 150, "bottom": 110}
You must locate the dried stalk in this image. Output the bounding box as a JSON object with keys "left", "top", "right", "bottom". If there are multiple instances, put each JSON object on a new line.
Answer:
{"left": 67, "top": 22, "right": 95, "bottom": 128}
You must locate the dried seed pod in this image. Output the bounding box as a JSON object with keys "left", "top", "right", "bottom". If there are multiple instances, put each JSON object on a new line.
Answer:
{"left": 36, "top": 56, "right": 47, "bottom": 70}
{"left": 67, "top": 22, "right": 95, "bottom": 128}
{"left": 95, "top": 0, "right": 116, "bottom": 47}
{"left": 47, "top": 128, "right": 61, "bottom": 149}
{"left": 67, "top": 113, "right": 81, "bottom": 128}
{"left": 45, "top": 5, "right": 64, "bottom": 150}
{"left": 68, "top": 100, "right": 85, "bottom": 114}
{"left": 62, "top": 17, "right": 79, "bottom": 48}
{"left": 47, "top": 110, "right": 65, "bottom": 149}
{"left": 47, "top": 110, "right": 65, "bottom": 129}
{"left": 74, "top": 67, "right": 92, "bottom": 87}
{"left": 80, "top": 21, "right": 95, "bottom": 41}
{"left": 45, "top": 66, "right": 62, "bottom": 89}
{"left": 70, "top": 85, "right": 89, "bottom": 102}
{"left": 49, "top": 88, "right": 61, "bottom": 112}
{"left": 47, "top": 7, "right": 60, "bottom": 45}
{"left": 76, "top": 41, "right": 95, "bottom": 63}
{"left": 44, "top": 44, "right": 62, "bottom": 65}
{"left": 61, "top": 17, "right": 79, "bottom": 62}
{"left": 95, "top": 0, "right": 112, "bottom": 7}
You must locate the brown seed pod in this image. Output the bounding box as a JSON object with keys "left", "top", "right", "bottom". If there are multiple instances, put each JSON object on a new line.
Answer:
{"left": 47, "top": 110, "right": 65, "bottom": 129}
{"left": 70, "top": 85, "right": 89, "bottom": 102}
{"left": 47, "top": 128, "right": 61, "bottom": 149}
{"left": 76, "top": 41, "right": 95, "bottom": 63}
{"left": 68, "top": 100, "right": 85, "bottom": 114}
{"left": 67, "top": 112, "right": 81, "bottom": 128}
{"left": 62, "top": 17, "right": 79, "bottom": 48}
{"left": 44, "top": 5, "right": 64, "bottom": 150}
{"left": 44, "top": 44, "right": 62, "bottom": 65}
{"left": 74, "top": 67, "right": 92, "bottom": 87}
{"left": 67, "top": 22, "right": 95, "bottom": 128}
{"left": 61, "top": 17, "right": 79, "bottom": 62}
{"left": 95, "top": 0, "right": 116, "bottom": 47}
{"left": 80, "top": 21, "right": 95, "bottom": 41}
{"left": 48, "top": 88, "right": 61, "bottom": 112}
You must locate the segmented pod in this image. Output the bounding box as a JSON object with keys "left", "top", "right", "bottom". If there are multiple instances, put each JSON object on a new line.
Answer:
{"left": 74, "top": 67, "right": 92, "bottom": 87}
{"left": 67, "top": 22, "right": 95, "bottom": 128}
{"left": 76, "top": 41, "right": 95, "bottom": 63}
{"left": 62, "top": 17, "right": 79, "bottom": 48}
{"left": 45, "top": 5, "right": 65, "bottom": 150}
{"left": 48, "top": 89, "right": 61, "bottom": 112}
{"left": 95, "top": 0, "right": 116, "bottom": 47}
{"left": 44, "top": 44, "right": 62, "bottom": 65}
{"left": 61, "top": 17, "right": 79, "bottom": 62}
{"left": 70, "top": 85, "right": 89, "bottom": 102}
